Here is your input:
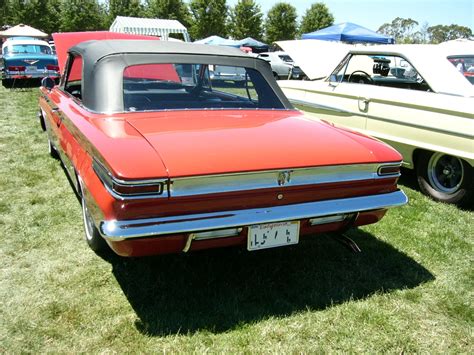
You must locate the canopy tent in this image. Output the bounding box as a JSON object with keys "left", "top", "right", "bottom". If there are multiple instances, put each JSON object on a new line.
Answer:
{"left": 109, "top": 16, "right": 190, "bottom": 42}
{"left": 0, "top": 24, "right": 48, "bottom": 38}
{"left": 194, "top": 36, "right": 269, "bottom": 52}
{"left": 302, "top": 22, "right": 394, "bottom": 44}
{"left": 194, "top": 35, "right": 241, "bottom": 47}
{"left": 236, "top": 37, "right": 269, "bottom": 52}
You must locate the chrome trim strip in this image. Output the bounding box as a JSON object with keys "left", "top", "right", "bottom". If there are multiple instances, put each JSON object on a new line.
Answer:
{"left": 170, "top": 163, "right": 400, "bottom": 197}
{"left": 99, "top": 190, "right": 408, "bottom": 241}
{"left": 290, "top": 98, "right": 353, "bottom": 116}
{"left": 366, "top": 113, "right": 474, "bottom": 140}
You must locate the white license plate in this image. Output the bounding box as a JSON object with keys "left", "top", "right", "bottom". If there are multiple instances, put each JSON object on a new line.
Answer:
{"left": 25, "top": 66, "right": 37, "bottom": 72}
{"left": 248, "top": 221, "right": 299, "bottom": 251}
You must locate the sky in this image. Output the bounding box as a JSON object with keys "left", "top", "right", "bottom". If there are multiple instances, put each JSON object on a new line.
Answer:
{"left": 225, "top": 0, "right": 474, "bottom": 32}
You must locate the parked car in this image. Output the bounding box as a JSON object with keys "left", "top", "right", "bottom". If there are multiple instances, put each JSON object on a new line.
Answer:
{"left": 38, "top": 33, "right": 407, "bottom": 257}
{"left": 258, "top": 51, "right": 304, "bottom": 79}
{"left": 278, "top": 41, "right": 474, "bottom": 207}
{"left": 1, "top": 36, "right": 59, "bottom": 87}
{"left": 209, "top": 64, "right": 247, "bottom": 86}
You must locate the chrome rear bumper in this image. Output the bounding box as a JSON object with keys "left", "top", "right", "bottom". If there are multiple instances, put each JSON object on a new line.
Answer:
{"left": 99, "top": 190, "right": 408, "bottom": 241}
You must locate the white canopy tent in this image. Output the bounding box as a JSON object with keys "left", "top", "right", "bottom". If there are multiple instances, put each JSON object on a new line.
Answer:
{"left": 0, "top": 24, "right": 48, "bottom": 38}
{"left": 109, "top": 16, "right": 190, "bottom": 42}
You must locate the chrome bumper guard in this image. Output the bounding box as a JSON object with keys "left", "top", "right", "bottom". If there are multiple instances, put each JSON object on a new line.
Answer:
{"left": 99, "top": 190, "right": 408, "bottom": 241}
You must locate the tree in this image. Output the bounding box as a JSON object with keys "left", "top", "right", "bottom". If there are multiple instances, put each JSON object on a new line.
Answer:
{"left": 144, "top": 0, "right": 191, "bottom": 28}
{"left": 106, "top": 0, "right": 144, "bottom": 27}
{"left": 228, "top": 0, "right": 263, "bottom": 41}
{"left": 299, "top": 2, "right": 334, "bottom": 35}
{"left": 428, "top": 24, "right": 472, "bottom": 44}
{"left": 377, "top": 17, "right": 419, "bottom": 43}
{"left": 60, "top": 0, "right": 107, "bottom": 32}
{"left": 1, "top": 0, "right": 61, "bottom": 34}
{"left": 1, "top": 0, "right": 11, "bottom": 26}
{"left": 188, "top": 0, "right": 228, "bottom": 40}
{"left": 265, "top": 2, "right": 298, "bottom": 44}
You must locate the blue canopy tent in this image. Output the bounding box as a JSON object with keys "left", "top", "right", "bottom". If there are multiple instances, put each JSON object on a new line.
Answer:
{"left": 302, "top": 22, "right": 394, "bottom": 44}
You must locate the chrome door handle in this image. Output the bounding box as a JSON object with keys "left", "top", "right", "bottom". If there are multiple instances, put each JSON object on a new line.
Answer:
{"left": 358, "top": 98, "right": 369, "bottom": 112}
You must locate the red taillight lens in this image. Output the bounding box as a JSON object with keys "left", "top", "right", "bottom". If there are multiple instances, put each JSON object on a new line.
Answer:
{"left": 8, "top": 66, "right": 26, "bottom": 71}
{"left": 46, "top": 64, "right": 59, "bottom": 71}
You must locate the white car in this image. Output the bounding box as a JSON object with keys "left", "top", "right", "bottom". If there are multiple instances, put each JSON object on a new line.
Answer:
{"left": 278, "top": 40, "right": 474, "bottom": 207}
{"left": 257, "top": 51, "right": 304, "bottom": 79}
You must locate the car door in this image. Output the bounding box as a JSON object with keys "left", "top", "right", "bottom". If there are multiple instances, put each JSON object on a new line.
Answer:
{"left": 295, "top": 77, "right": 371, "bottom": 131}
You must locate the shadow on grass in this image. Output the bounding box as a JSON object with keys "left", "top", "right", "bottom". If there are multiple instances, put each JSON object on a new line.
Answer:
{"left": 103, "top": 229, "right": 434, "bottom": 336}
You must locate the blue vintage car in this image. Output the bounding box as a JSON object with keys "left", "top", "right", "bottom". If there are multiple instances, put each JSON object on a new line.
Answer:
{"left": 1, "top": 37, "right": 59, "bottom": 87}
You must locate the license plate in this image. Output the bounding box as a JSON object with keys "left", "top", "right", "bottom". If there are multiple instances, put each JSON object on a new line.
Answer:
{"left": 248, "top": 221, "right": 299, "bottom": 251}
{"left": 25, "top": 66, "right": 37, "bottom": 72}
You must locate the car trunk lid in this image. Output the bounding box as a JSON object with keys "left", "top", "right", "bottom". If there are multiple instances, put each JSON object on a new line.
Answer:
{"left": 125, "top": 109, "right": 400, "bottom": 178}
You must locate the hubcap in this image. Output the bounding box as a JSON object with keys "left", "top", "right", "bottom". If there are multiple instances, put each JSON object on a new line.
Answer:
{"left": 427, "top": 153, "right": 464, "bottom": 194}
{"left": 82, "top": 197, "right": 94, "bottom": 241}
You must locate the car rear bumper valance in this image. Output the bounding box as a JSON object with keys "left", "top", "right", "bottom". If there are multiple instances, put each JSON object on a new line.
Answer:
{"left": 99, "top": 190, "right": 408, "bottom": 241}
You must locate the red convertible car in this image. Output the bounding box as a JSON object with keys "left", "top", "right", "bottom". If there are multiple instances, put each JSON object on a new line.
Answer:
{"left": 38, "top": 33, "right": 407, "bottom": 257}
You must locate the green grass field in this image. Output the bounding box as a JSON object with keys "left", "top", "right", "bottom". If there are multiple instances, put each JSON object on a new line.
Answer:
{"left": 0, "top": 85, "right": 472, "bottom": 352}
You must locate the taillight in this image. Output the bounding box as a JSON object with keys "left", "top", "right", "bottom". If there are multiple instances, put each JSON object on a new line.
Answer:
{"left": 46, "top": 64, "right": 59, "bottom": 71}
{"left": 8, "top": 66, "right": 26, "bottom": 71}
{"left": 92, "top": 159, "right": 166, "bottom": 198}
{"left": 112, "top": 182, "right": 163, "bottom": 196}
{"left": 377, "top": 164, "right": 401, "bottom": 176}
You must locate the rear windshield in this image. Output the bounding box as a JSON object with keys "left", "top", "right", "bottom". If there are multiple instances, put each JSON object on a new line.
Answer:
{"left": 6, "top": 44, "right": 52, "bottom": 55}
{"left": 123, "top": 63, "right": 285, "bottom": 111}
{"left": 448, "top": 55, "right": 474, "bottom": 85}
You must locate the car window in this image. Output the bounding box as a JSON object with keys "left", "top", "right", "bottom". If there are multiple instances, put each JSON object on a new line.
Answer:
{"left": 10, "top": 44, "right": 51, "bottom": 55}
{"left": 330, "top": 53, "right": 431, "bottom": 91}
{"left": 278, "top": 55, "right": 293, "bottom": 63}
{"left": 64, "top": 55, "right": 83, "bottom": 101}
{"left": 123, "top": 63, "right": 283, "bottom": 111}
{"left": 448, "top": 55, "right": 474, "bottom": 85}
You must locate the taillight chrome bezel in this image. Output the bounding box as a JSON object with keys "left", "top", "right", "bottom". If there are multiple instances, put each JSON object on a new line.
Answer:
{"left": 377, "top": 163, "right": 402, "bottom": 177}
{"left": 92, "top": 159, "right": 167, "bottom": 199}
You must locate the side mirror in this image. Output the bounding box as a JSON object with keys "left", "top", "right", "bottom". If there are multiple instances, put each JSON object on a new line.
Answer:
{"left": 41, "top": 76, "right": 55, "bottom": 91}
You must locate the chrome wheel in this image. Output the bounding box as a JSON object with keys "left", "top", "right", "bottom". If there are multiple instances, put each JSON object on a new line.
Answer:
{"left": 82, "top": 197, "right": 95, "bottom": 242}
{"left": 427, "top": 153, "right": 464, "bottom": 194}
{"left": 79, "top": 178, "right": 108, "bottom": 252}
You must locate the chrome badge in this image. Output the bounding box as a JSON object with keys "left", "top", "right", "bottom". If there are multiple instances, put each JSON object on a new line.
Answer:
{"left": 23, "top": 60, "right": 39, "bottom": 65}
{"left": 277, "top": 171, "right": 292, "bottom": 186}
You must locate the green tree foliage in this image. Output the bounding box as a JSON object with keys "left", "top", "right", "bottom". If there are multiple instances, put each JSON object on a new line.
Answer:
{"left": 1, "top": 0, "right": 11, "bottom": 26}
{"left": 299, "top": 2, "right": 334, "bottom": 35}
{"left": 188, "top": 0, "right": 228, "bottom": 40}
{"left": 144, "top": 0, "right": 191, "bottom": 28}
{"left": 1, "top": 0, "right": 61, "bottom": 34}
{"left": 59, "top": 0, "right": 106, "bottom": 32}
{"left": 378, "top": 17, "right": 419, "bottom": 43}
{"left": 427, "top": 24, "right": 472, "bottom": 43}
{"left": 265, "top": 2, "right": 298, "bottom": 44}
{"left": 106, "top": 0, "right": 144, "bottom": 28}
{"left": 228, "top": 0, "right": 263, "bottom": 41}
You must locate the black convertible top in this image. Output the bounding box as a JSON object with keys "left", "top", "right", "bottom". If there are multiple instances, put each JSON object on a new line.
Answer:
{"left": 61, "top": 40, "right": 292, "bottom": 113}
